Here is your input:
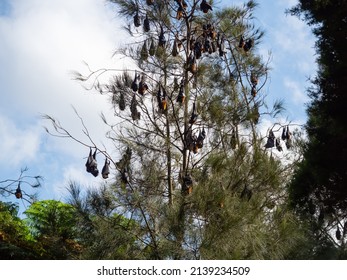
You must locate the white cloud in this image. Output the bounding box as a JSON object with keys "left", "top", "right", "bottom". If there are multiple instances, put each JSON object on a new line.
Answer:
{"left": 283, "top": 77, "right": 309, "bottom": 105}
{"left": 51, "top": 164, "right": 101, "bottom": 199}
{"left": 274, "top": 15, "right": 314, "bottom": 54}
{"left": 0, "top": 0, "right": 128, "bottom": 204}
{"left": 272, "top": 27, "right": 315, "bottom": 78}
{"left": 0, "top": 114, "right": 41, "bottom": 167}
{"left": 278, "top": 0, "right": 298, "bottom": 8}
{"left": 253, "top": 0, "right": 316, "bottom": 124}
{"left": 0, "top": 0, "right": 128, "bottom": 159}
{"left": 258, "top": 0, "right": 316, "bottom": 77}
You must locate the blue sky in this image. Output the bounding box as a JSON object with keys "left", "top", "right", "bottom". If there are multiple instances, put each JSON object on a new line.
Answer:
{"left": 0, "top": 0, "right": 316, "bottom": 214}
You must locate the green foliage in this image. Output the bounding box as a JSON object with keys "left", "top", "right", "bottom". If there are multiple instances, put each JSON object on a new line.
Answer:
{"left": 0, "top": 201, "right": 39, "bottom": 259}
{"left": 25, "top": 200, "right": 76, "bottom": 239}
{"left": 190, "top": 148, "right": 305, "bottom": 259}
{"left": 24, "top": 200, "right": 80, "bottom": 259}
{"left": 66, "top": 182, "right": 143, "bottom": 259}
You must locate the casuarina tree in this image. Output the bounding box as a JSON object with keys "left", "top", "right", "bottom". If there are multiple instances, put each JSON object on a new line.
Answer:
{"left": 44, "top": 0, "right": 304, "bottom": 259}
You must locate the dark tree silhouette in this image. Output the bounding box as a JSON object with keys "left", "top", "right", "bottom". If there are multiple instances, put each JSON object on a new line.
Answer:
{"left": 289, "top": 0, "right": 347, "bottom": 258}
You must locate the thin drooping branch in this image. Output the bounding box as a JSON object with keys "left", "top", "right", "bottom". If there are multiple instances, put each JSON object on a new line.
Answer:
{"left": 42, "top": 108, "right": 116, "bottom": 166}
{"left": 0, "top": 167, "right": 43, "bottom": 204}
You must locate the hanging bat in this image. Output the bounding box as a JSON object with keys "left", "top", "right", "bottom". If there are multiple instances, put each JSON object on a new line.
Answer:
{"left": 183, "top": 174, "right": 193, "bottom": 195}
{"left": 176, "top": 83, "right": 185, "bottom": 104}
{"left": 134, "top": 11, "right": 141, "bottom": 27}
{"left": 85, "top": 148, "right": 93, "bottom": 173}
{"left": 189, "top": 35, "right": 196, "bottom": 51}
{"left": 85, "top": 148, "right": 99, "bottom": 177}
{"left": 157, "top": 86, "right": 163, "bottom": 110}
{"left": 176, "top": 6, "right": 184, "bottom": 20}
{"left": 204, "top": 38, "right": 211, "bottom": 54}
{"left": 119, "top": 92, "right": 126, "bottom": 111}
{"left": 251, "top": 72, "right": 258, "bottom": 86}
{"left": 138, "top": 76, "right": 148, "bottom": 95}
{"left": 286, "top": 126, "right": 291, "bottom": 139}
{"left": 158, "top": 27, "right": 166, "bottom": 47}
{"left": 130, "top": 94, "right": 140, "bottom": 120}
{"left": 90, "top": 149, "right": 99, "bottom": 177}
{"left": 172, "top": 38, "right": 179, "bottom": 57}
{"left": 146, "top": 0, "right": 154, "bottom": 5}
{"left": 264, "top": 130, "right": 275, "bottom": 148}
{"left": 161, "top": 88, "right": 167, "bottom": 112}
{"left": 131, "top": 74, "right": 139, "bottom": 92}
{"left": 116, "top": 148, "right": 132, "bottom": 171}
{"left": 193, "top": 144, "right": 199, "bottom": 154}
{"left": 243, "top": 38, "right": 254, "bottom": 52}
{"left": 175, "top": 0, "right": 188, "bottom": 9}
{"left": 194, "top": 41, "right": 202, "bottom": 59}
{"left": 251, "top": 85, "right": 257, "bottom": 97}
{"left": 209, "top": 25, "right": 217, "bottom": 40}
{"left": 281, "top": 126, "right": 287, "bottom": 141}
{"left": 238, "top": 35, "right": 245, "bottom": 48}
{"left": 336, "top": 228, "right": 341, "bottom": 240}
{"left": 201, "top": 127, "right": 206, "bottom": 138}
{"left": 200, "top": 0, "right": 212, "bottom": 13}
{"left": 143, "top": 14, "right": 150, "bottom": 32}
{"left": 157, "top": 85, "right": 167, "bottom": 113}
{"left": 185, "top": 127, "right": 196, "bottom": 151}
{"left": 285, "top": 126, "right": 292, "bottom": 149}
{"left": 276, "top": 140, "right": 282, "bottom": 151}
{"left": 188, "top": 53, "right": 197, "bottom": 74}
{"left": 189, "top": 102, "right": 198, "bottom": 124}
{"left": 196, "top": 127, "right": 206, "bottom": 149}
{"left": 230, "top": 128, "right": 237, "bottom": 149}
{"left": 15, "top": 183, "right": 22, "bottom": 199}
{"left": 181, "top": 0, "right": 188, "bottom": 9}
{"left": 101, "top": 158, "right": 110, "bottom": 179}
{"left": 162, "top": 99, "right": 167, "bottom": 112}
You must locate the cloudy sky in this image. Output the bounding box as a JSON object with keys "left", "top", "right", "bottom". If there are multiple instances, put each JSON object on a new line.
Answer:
{"left": 0, "top": 0, "right": 316, "bottom": 213}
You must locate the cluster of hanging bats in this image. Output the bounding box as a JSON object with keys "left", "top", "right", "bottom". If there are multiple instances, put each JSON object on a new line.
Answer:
{"left": 85, "top": 148, "right": 110, "bottom": 179}
{"left": 265, "top": 126, "right": 292, "bottom": 151}
{"left": 84, "top": 1, "right": 259, "bottom": 194}
{"left": 84, "top": 0, "right": 269, "bottom": 197}
{"left": 85, "top": 146, "right": 132, "bottom": 184}
{"left": 124, "top": 0, "right": 256, "bottom": 149}
{"left": 136, "top": 0, "right": 254, "bottom": 73}
{"left": 309, "top": 199, "right": 346, "bottom": 242}
{"left": 12, "top": 2, "right": 345, "bottom": 240}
